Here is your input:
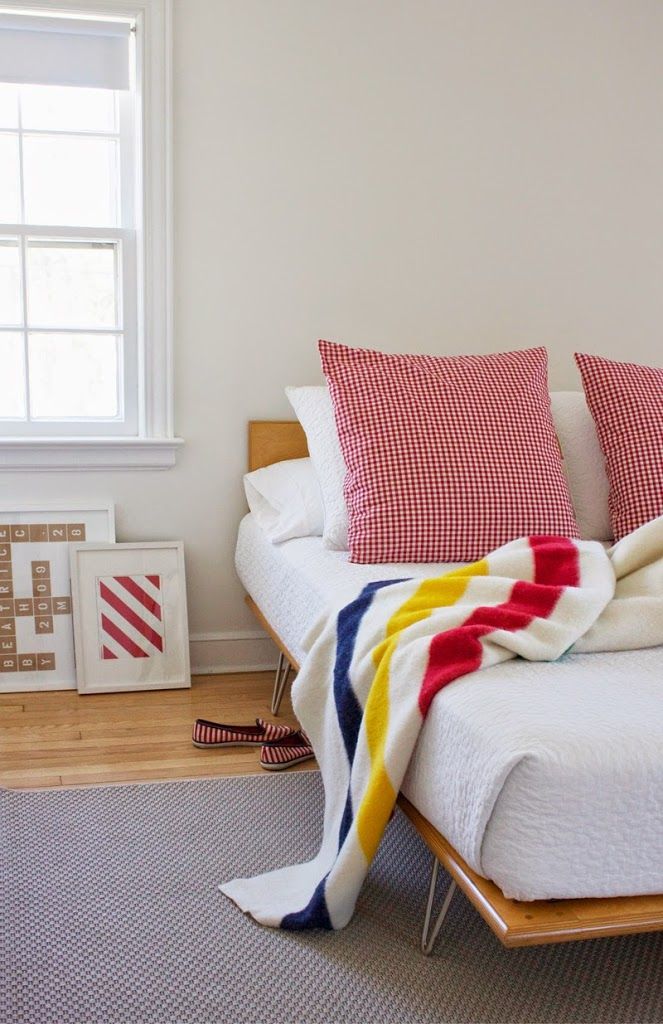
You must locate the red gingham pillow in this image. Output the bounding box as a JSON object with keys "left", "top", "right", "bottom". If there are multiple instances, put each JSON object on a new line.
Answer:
{"left": 319, "top": 340, "right": 579, "bottom": 563}
{"left": 575, "top": 353, "right": 663, "bottom": 541}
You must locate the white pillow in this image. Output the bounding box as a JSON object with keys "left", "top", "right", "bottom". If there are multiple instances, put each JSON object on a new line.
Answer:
{"left": 285, "top": 385, "right": 349, "bottom": 550}
{"left": 550, "top": 391, "right": 612, "bottom": 541}
{"left": 243, "top": 458, "right": 324, "bottom": 543}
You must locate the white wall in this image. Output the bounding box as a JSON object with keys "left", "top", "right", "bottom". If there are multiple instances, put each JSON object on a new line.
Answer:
{"left": 3, "top": 0, "right": 663, "bottom": 671}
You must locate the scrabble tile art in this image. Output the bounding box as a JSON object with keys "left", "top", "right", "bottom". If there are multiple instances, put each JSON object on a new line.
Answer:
{"left": 0, "top": 505, "right": 115, "bottom": 692}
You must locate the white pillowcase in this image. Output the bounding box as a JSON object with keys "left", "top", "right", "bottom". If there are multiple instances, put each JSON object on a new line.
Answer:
{"left": 550, "top": 391, "right": 612, "bottom": 542}
{"left": 243, "top": 458, "right": 324, "bottom": 543}
{"left": 285, "top": 385, "right": 349, "bottom": 550}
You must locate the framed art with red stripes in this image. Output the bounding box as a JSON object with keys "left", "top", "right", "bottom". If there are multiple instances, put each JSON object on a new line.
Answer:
{"left": 69, "top": 541, "right": 190, "bottom": 694}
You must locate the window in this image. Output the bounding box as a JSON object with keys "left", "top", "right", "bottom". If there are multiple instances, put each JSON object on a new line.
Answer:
{"left": 0, "top": 3, "right": 178, "bottom": 470}
{"left": 0, "top": 79, "right": 137, "bottom": 434}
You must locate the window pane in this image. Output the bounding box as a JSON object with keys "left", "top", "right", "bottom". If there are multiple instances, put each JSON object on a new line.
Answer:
{"left": 0, "top": 85, "right": 18, "bottom": 129}
{"left": 0, "top": 332, "right": 26, "bottom": 419}
{"left": 20, "top": 85, "right": 117, "bottom": 133}
{"left": 0, "top": 135, "right": 21, "bottom": 223}
{"left": 28, "top": 333, "right": 119, "bottom": 419}
{"left": 23, "top": 136, "right": 119, "bottom": 227}
{"left": 27, "top": 241, "right": 118, "bottom": 329}
{"left": 0, "top": 240, "right": 22, "bottom": 326}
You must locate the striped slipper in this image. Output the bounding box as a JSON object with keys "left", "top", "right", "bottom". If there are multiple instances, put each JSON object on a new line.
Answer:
{"left": 260, "top": 731, "right": 315, "bottom": 771}
{"left": 192, "top": 717, "right": 295, "bottom": 749}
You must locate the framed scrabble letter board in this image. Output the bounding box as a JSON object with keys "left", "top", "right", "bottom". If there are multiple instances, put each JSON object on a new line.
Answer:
{"left": 0, "top": 504, "right": 115, "bottom": 692}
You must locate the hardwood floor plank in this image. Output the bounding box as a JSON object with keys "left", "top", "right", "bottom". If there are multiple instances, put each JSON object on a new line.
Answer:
{"left": 0, "top": 705, "right": 28, "bottom": 718}
{"left": 0, "top": 742, "right": 278, "bottom": 768}
{"left": 60, "top": 763, "right": 317, "bottom": 787}
{"left": 2, "top": 729, "right": 194, "bottom": 751}
{"left": 0, "top": 672, "right": 309, "bottom": 789}
{"left": 9, "top": 698, "right": 287, "bottom": 726}
{"left": 0, "top": 724, "right": 83, "bottom": 743}
{"left": 1, "top": 767, "right": 65, "bottom": 786}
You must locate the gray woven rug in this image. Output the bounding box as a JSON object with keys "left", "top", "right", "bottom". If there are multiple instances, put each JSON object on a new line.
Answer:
{"left": 2, "top": 773, "right": 662, "bottom": 1024}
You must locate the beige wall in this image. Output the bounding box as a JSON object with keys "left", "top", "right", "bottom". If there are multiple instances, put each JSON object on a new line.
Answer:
{"left": 3, "top": 0, "right": 663, "bottom": 669}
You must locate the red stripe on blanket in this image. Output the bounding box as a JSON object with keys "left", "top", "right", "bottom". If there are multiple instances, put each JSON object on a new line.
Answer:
{"left": 418, "top": 537, "right": 579, "bottom": 716}
{"left": 529, "top": 535, "right": 580, "bottom": 588}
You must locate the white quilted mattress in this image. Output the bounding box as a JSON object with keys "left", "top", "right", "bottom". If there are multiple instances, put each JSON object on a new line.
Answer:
{"left": 236, "top": 514, "right": 663, "bottom": 900}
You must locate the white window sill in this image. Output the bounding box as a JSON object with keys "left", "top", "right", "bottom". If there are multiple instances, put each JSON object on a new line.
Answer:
{"left": 0, "top": 437, "right": 184, "bottom": 472}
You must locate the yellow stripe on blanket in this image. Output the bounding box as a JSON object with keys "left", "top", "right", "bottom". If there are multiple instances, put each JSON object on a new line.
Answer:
{"left": 356, "top": 561, "right": 489, "bottom": 861}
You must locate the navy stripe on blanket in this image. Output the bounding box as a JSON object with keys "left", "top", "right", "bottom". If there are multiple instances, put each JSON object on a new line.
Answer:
{"left": 333, "top": 580, "right": 408, "bottom": 765}
{"left": 281, "top": 579, "right": 408, "bottom": 931}
{"left": 334, "top": 580, "right": 407, "bottom": 850}
{"left": 281, "top": 877, "right": 332, "bottom": 931}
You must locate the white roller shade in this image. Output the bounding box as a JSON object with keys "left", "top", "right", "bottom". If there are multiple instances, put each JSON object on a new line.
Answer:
{"left": 0, "top": 14, "right": 131, "bottom": 90}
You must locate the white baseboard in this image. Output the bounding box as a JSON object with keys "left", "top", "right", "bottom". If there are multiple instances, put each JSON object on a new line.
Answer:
{"left": 189, "top": 629, "right": 278, "bottom": 675}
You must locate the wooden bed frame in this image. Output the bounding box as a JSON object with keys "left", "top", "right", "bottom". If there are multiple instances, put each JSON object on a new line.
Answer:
{"left": 245, "top": 420, "right": 663, "bottom": 949}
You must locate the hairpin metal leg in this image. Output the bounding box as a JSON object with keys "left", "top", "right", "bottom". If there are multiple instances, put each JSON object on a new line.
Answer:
{"left": 271, "top": 653, "right": 292, "bottom": 715}
{"left": 421, "top": 857, "right": 457, "bottom": 955}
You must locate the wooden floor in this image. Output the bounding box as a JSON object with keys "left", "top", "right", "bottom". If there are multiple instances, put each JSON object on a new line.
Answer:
{"left": 0, "top": 672, "right": 311, "bottom": 789}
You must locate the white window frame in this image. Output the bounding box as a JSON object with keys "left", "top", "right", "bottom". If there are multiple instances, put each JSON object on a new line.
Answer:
{"left": 2, "top": 96, "right": 138, "bottom": 438}
{"left": 0, "top": 0, "right": 181, "bottom": 470}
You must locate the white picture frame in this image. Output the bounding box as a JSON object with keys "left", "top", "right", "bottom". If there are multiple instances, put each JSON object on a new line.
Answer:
{"left": 0, "top": 503, "right": 115, "bottom": 693}
{"left": 70, "top": 541, "right": 191, "bottom": 694}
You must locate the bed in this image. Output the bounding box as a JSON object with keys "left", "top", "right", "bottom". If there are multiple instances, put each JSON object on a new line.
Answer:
{"left": 238, "top": 420, "right": 663, "bottom": 949}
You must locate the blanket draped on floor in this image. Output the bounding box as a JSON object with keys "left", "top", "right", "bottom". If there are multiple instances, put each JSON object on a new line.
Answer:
{"left": 221, "top": 516, "right": 663, "bottom": 931}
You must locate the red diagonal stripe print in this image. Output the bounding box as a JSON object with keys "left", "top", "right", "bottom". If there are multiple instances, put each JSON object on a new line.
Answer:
{"left": 114, "top": 575, "right": 162, "bottom": 620}
{"left": 102, "top": 645, "right": 117, "bottom": 660}
{"left": 101, "top": 613, "right": 149, "bottom": 658}
{"left": 99, "top": 582, "right": 163, "bottom": 652}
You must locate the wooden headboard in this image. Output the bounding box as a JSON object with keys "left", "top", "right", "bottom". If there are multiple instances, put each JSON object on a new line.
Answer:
{"left": 248, "top": 421, "right": 308, "bottom": 471}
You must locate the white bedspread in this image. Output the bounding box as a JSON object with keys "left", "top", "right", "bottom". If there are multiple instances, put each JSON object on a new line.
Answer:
{"left": 403, "top": 647, "right": 663, "bottom": 899}
{"left": 236, "top": 513, "right": 457, "bottom": 664}
{"left": 236, "top": 514, "right": 663, "bottom": 900}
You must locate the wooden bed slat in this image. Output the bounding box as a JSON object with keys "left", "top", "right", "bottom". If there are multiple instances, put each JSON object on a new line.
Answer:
{"left": 244, "top": 422, "right": 663, "bottom": 948}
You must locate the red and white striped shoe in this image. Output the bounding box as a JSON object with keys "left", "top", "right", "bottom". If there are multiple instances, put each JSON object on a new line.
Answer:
{"left": 260, "top": 731, "right": 315, "bottom": 771}
{"left": 192, "top": 717, "right": 295, "bottom": 749}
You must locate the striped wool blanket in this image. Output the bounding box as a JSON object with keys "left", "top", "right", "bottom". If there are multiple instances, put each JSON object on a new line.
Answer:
{"left": 221, "top": 516, "right": 663, "bottom": 931}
